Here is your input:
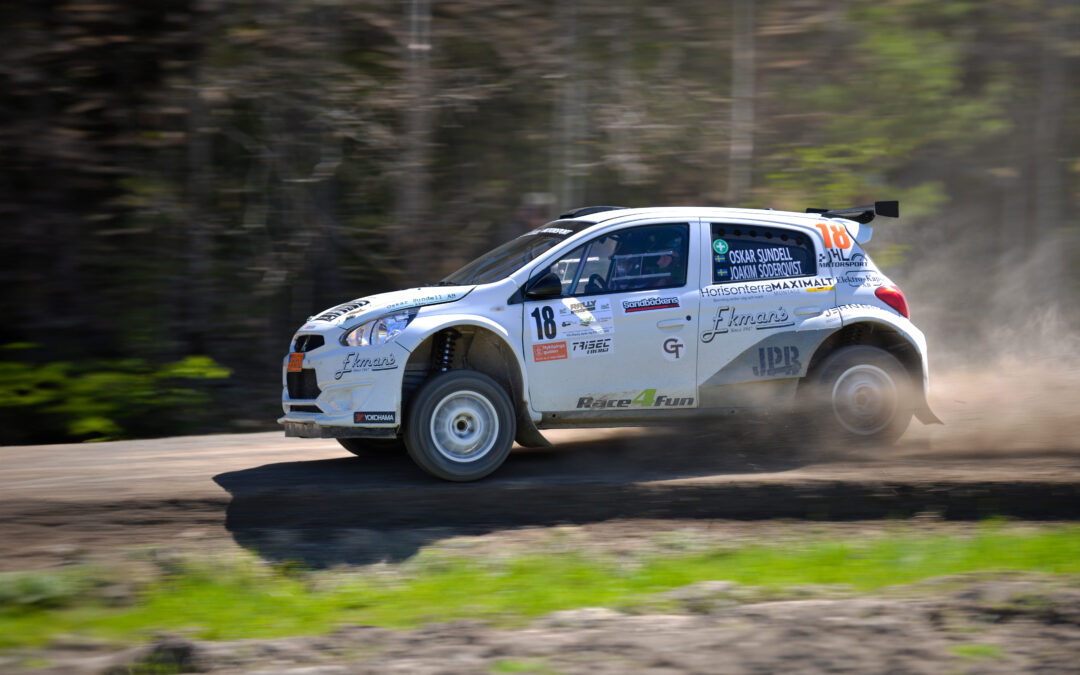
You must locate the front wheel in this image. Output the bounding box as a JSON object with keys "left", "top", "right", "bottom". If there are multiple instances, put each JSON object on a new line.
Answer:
{"left": 403, "top": 370, "right": 516, "bottom": 481}
{"left": 808, "top": 345, "right": 913, "bottom": 446}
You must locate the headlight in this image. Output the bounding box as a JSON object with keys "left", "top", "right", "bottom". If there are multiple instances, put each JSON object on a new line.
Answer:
{"left": 340, "top": 310, "right": 417, "bottom": 347}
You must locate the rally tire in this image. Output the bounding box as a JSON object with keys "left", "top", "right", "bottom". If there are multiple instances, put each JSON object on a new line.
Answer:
{"left": 404, "top": 370, "right": 516, "bottom": 481}
{"left": 809, "top": 345, "right": 913, "bottom": 446}
{"left": 337, "top": 438, "right": 404, "bottom": 456}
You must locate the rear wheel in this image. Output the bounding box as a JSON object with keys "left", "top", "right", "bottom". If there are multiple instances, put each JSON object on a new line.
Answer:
{"left": 809, "top": 345, "right": 913, "bottom": 445}
{"left": 404, "top": 370, "right": 516, "bottom": 481}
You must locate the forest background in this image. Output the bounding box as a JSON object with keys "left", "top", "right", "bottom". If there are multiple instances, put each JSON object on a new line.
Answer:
{"left": 1, "top": 0, "right": 1077, "bottom": 444}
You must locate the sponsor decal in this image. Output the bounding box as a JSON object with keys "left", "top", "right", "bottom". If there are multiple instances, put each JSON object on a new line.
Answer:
{"left": 752, "top": 346, "right": 802, "bottom": 377}
{"left": 531, "top": 298, "right": 614, "bottom": 343}
{"left": 622, "top": 296, "right": 680, "bottom": 313}
{"left": 354, "top": 411, "right": 395, "bottom": 424}
{"left": 533, "top": 227, "right": 574, "bottom": 236}
{"left": 576, "top": 388, "right": 695, "bottom": 409}
{"left": 661, "top": 336, "right": 686, "bottom": 361}
{"left": 558, "top": 298, "right": 614, "bottom": 337}
{"left": 839, "top": 271, "right": 886, "bottom": 288}
{"left": 533, "top": 341, "right": 568, "bottom": 362}
{"left": 822, "top": 303, "right": 881, "bottom": 320}
{"left": 814, "top": 221, "right": 869, "bottom": 267}
{"left": 334, "top": 352, "right": 398, "bottom": 379}
{"left": 313, "top": 300, "right": 370, "bottom": 322}
{"left": 701, "top": 306, "right": 794, "bottom": 343}
{"left": 818, "top": 251, "right": 868, "bottom": 268}
{"left": 287, "top": 353, "right": 304, "bottom": 372}
{"left": 384, "top": 292, "right": 461, "bottom": 312}
{"left": 699, "top": 277, "right": 838, "bottom": 299}
{"left": 570, "top": 337, "right": 614, "bottom": 357}
{"left": 712, "top": 239, "right": 730, "bottom": 255}
{"left": 806, "top": 285, "right": 835, "bottom": 292}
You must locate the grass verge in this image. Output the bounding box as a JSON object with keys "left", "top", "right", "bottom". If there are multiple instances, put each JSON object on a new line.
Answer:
{"left": 1, "top": 523, "right": 1079, "bottom": 649}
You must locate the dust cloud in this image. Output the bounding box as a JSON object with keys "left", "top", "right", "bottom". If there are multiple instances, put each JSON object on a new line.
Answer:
{"left": 904, "top": 360, "right": 1080, "bottom": 455}
{"left": 900, "top": 224, "right": 1080, "bottom": 456}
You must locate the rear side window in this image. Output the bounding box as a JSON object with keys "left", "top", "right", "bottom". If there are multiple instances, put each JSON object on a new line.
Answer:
{"left": 710, "top": 223, "right": 816, "bottom": 284}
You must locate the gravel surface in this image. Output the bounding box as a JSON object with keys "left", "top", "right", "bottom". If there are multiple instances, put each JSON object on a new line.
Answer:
{"left": 1, "top": 364, "right": 1078, "bottom": 672}
{"left": 8, "top": 578, "right": 1079, "bottom": 674}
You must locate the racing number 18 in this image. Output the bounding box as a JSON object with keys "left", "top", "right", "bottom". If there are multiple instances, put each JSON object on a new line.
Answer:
{"left": 530, "top": 306, "right": 557, "bottom": 340}
{"left": 814, "top": 222, "right": 852, "bottom": 249}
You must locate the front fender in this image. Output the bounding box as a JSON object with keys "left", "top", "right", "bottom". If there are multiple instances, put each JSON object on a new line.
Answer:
{"left": 398, "top": 313, "right": 517, "bottom": 354}
{"left": 397, "top": 313, "right": 539, "bottom": 425}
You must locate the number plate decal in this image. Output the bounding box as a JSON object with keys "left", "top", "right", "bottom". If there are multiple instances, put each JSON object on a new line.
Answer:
{"left": 287, "top": 352, "right": 304, "bottom": 372}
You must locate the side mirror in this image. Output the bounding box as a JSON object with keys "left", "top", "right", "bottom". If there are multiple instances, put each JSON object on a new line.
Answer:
{"left": 524, "top": 272, "right": 563, "bottom": 300}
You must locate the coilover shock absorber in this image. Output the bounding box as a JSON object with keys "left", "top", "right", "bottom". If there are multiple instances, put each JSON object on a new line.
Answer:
{"left": 432, "top": 329, "right": 460, "bottom": 373}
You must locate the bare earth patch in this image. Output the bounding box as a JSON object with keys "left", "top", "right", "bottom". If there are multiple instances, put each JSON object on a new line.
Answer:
{"left": 1, "top": 364, "right": 1079, "bottom": 672}
{"left": 7, "top": 577, "right": 1079, "bottom": 674}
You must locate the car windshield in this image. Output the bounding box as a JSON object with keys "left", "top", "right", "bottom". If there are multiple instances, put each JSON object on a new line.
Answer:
{"left": 442, "top": 223, "right": 591, "bottom": 285}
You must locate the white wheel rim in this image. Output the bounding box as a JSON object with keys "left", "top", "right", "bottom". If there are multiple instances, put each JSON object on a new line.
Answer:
{"left": 831, "top": 364, "right": 898, "bottom": 436}
{"left": 429, "top": 390, "right": 499, "bottom": 463}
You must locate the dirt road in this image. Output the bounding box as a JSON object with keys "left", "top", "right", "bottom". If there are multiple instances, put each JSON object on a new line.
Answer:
{"left": 2, "top": 365, "right": 1080, "bottom": 570}
{"left": 2, "top": 365, "right": 1080, "bottom": 673}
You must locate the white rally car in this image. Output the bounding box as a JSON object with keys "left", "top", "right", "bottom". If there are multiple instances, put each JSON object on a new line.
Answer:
{"left": 281, "top": 203, "right": 940, "bottom": 481}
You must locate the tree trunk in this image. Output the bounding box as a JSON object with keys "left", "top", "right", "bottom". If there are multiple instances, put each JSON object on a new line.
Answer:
{"left": 551, "top": 0, "right": 586, "bottom": 212}
{"left": 393, "top": 0, "right": 434, "bottom": 283}
{"left": 728, "top": 0, "right": 755, "bottom": 206}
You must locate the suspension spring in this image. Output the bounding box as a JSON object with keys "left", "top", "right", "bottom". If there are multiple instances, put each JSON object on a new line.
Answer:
{"left": 433, "top": 329, "right": 460, "bottom": 373}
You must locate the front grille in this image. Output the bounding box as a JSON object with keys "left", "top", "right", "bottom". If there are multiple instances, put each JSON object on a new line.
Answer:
{"left": 289, "top": 404, "right": 321, "bottom": 413}
{"left": 294, "top": 334, "right": 325, "bottom": 352}
{"left": 287, "top": 369, "right": 321, "bottom": 400}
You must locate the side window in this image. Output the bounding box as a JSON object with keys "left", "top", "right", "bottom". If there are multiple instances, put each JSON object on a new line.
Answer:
{"left": 710, "top": 223, "right": 816, "bottom": 284}
{"left": 576, "top": 223, "right": 689, "bottom": 294}
{"left": 530, "top": 223, "right": 690, "bottom": 297}
{"left": 531, "top": 244, "right": 589, "bottom": 297}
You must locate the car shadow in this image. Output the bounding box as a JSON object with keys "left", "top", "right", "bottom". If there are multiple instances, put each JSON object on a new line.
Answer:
{"left": 212, "top": 424, "right": 1080, "bottom": 569}
{"left": 211, "top": 422, "right": 814, "bottom": 568}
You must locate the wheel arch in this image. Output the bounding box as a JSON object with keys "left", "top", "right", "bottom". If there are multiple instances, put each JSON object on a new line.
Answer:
{"left": 400, "top": 318, "right": 550, "bottom": 448}
{"left": 804, "top": 321, "right": 940, "bottom": 424}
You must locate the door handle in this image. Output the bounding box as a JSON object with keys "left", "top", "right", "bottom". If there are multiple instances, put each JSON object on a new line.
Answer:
{"left": 794, "top": 306, "right": 822, "bottom": 317}
{"left": 656, "top": 319, "right": 685, "bottom": 329}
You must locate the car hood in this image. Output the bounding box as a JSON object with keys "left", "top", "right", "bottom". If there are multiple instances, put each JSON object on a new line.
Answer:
{"left": 300, "top": 286, "right": 476, "bottom": 330}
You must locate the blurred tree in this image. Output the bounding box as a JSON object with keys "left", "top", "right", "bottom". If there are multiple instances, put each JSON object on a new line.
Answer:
{"left": 0, "top": 0, "right": 1076, "bottom": 443}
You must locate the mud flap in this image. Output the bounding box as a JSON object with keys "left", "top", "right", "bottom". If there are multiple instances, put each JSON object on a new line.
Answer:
{"left": 915, "top": 407, "right": 943, "bottom": 425}
{"left": 515, "top": 410, "right": 552, "bottom": 448}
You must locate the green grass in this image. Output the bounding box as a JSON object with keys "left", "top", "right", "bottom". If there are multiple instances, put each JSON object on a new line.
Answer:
{"left": 2, "top": 524, "right": 1079, "bottom": 650}
{"left": 489, "top": 658, "right": 555, "bottom": 673}
{"left": 950, "top": 644, "right": 1005, "bottom": 661}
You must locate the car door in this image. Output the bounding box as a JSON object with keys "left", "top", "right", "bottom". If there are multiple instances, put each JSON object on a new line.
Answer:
{"left": 696, "top": 220, "right": 838, "bottom": 408}
{"left": 523, "top": 220, "right": 700, "bottom": 414}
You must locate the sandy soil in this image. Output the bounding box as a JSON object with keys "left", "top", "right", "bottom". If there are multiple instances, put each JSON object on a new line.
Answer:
{"left": 1, "top": 364, "right": 1078, "bottom": 672}
{"left": 9, "top": 577, "right": 1080, "bottom": 674}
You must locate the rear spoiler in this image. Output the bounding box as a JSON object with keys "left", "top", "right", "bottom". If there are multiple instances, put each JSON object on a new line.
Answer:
{"left": 806, "top": 200, "right": 899, "bottom": 224}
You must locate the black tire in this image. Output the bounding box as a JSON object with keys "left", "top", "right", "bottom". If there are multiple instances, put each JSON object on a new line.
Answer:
{"left": 403, "top": 370, "right": 516, "bottom": 481}
{"left": 807, "top": 345, "right": 913, "bottom": 446}
{"left": 337, "top": 437, "right": 404, "bottom": 456}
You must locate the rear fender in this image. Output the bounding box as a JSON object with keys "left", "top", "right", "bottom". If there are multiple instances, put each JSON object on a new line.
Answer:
{"left": 814, "top": 307, "right": 941, "bottom": 425}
